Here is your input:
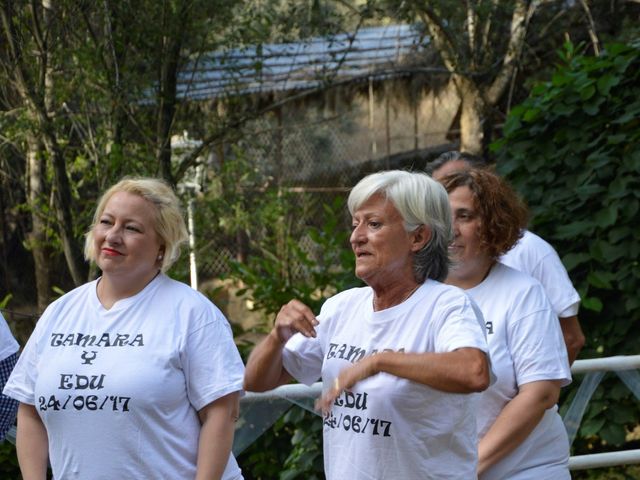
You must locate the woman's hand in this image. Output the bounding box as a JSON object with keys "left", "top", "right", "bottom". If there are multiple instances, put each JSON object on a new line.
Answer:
{"left": 272, "top": 299, "right": 319, "bottom": 344}
{"left": 316, "top": 356, "right": 378, "bottom": 414}
{"left": 244, "top": 299, "right": 317, "bottom": 392}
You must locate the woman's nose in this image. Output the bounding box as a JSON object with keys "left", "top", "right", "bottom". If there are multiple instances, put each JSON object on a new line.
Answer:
{"left": 350, "top": 224, "right": 365, "bottom": 244}
{"left": 105, "top": 225, "right": 122, "bottom": 243}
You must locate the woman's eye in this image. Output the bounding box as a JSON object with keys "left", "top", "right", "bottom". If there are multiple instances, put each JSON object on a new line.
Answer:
{"left": 126, "top": 225, "right": 141, "bottom": 232}
{"left": 369, "top": 221, "right": 381, "bottom": 228}
{"left": 99, "top": 219, "right": 111, "bottom": 225}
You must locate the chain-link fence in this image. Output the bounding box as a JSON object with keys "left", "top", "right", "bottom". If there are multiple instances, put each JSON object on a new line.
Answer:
{"left": 190, "top": 99, "right": 456, "bottom": 284}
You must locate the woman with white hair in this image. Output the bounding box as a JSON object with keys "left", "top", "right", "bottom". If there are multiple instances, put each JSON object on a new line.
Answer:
{"left": 244, "top": 170, "right": 490, "bottom": 479}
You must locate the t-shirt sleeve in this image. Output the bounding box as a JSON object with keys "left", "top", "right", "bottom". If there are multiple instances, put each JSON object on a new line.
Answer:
{"left": 434, "top": 292, "right": 489, "bottom": 354}
{"left": 0, "top": 314, "right": 19, "bottom": 361}
{"left": 532, "top": 250, "right": 581, "bottom": 317}
{"left": 281, "top": 297, "right": 338, "bottom": 386}
{"left": 2, "top": 306, "right": 55, "bottom": 405}
{"left": 182, "top": 307, "right": 245, "bottom": 412}
{"left": 507, "top": 286, "right": 572, "bottom": 388}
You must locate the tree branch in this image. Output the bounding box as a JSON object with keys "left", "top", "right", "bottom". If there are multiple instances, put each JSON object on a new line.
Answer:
{"left": 417, "top": 8, "right": 459, "bottom": 74}
{"left": 485, "top": 0, "right": 534, "bottom": 105}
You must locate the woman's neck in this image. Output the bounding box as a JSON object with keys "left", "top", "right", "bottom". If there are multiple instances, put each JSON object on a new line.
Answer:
{"left": 372, "top": 280, "right": 421, "bottom": 311}
{"left": 446, "top": 257, "right": 495, "bottom": 290}
{"left": 97, "top": 270, "right": 160, "bottom": 309}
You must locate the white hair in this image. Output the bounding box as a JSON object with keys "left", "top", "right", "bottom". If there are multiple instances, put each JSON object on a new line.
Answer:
{"left": 348, "top": 170, "right": 453, "bottom": 282}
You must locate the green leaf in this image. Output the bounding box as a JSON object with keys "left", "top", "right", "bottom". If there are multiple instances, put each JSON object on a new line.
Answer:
{"left": 595, "top": 204, "right": 618, "bottom": 228}
{"left": 580, "top": 416, "right": 606, "bottom": 437}
{"left": 599, "top": 423, "right": 627, "bottom": 446}
{"left": 607, "top": 134, "right": 626, "bottom": 145}
{"left": 587, "top": 271, "right": 614, "bottom": 289}
{"left": 597, "top": 73, "right": 620, "bottom": 96}
{"left": 582, "top": 296, "right": 603, "bottom": 312}
{"left": 579, "top": 84, "right": 596, "bottom": 100}
{"left": 522, "top": 107, "right": 542, "bottom": 122}
{"left": 555, "top": 220, "right": 595, "bottom": 239}
{"left": 562, "top": 252, "right": 590, "bottom": 271}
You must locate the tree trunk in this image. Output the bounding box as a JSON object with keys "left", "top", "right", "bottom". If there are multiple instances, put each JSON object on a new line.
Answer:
{"left": 26, "top": 134, "right": 52, "bottom": 311}
{"left": 456, "top": 77, "right": 486, "bottom": 155}
{"left": 1, "top": 1, "right": 87, "bottom": 286}
{"left": 155, "top": 7, "right": 189, "bottom": 186}
{"left": 42, "top": 1, "right": 86, "bottom": 287}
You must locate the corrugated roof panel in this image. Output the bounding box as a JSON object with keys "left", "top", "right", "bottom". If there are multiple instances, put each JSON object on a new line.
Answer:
{"left": 177, "top": 24, "right": 426, "bottom": 100}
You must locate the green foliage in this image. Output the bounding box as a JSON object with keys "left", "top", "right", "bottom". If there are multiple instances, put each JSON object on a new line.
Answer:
{"left": 0, "top": 294, "right": 12, "bottom": 309}
{"left": 493, "top": 41, "right": 640, "bottom": 452}
{"left": 227, "top": 192, "right": 360, "bottom": 321}
{"left": 0, "top": 441, "right": 20, "bottom": 478}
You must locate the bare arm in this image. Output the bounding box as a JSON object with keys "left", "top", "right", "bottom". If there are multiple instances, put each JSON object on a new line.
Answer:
{"left": 16, "top": 403, "right": 49, "bottom": 480}
{"left": 477, "top": 380, "right": 562, "bottom": 476}
{"left": 195, "top": 392, "right": 240, "bottom": 480}
{"left": 559, "top": 315, "right": 585, "bottom": 365}
{"left": 317, "top": 347, "right": 489, "bottom": 412}
{"left": 244, "top": 300, "right": 318, "bottom": 392}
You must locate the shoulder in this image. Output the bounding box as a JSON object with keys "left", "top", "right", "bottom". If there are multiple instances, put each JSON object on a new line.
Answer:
{"left": 157, "top": 275, "right": 219, "bottom": 308}
{"left": 504, "top": 230, "right": 557, "bottom": 260}
{"left": 321, "top": 286, "right": 371, "bottom": 310}
{"left": 489, "top": 262, "right": 545, "bottom": 290}
{"left": 421, "top": 280, "right": 480, "bottom": 324}
{"left": 425, "top": 280, "right": 472, "bottom": 309}
{"left": 42, "top": 280, "right": 97, "bottom": 313}
{"left": 500, "top": 230, "right": 562, "bottom": 273}
{"left": 155, "top": 275, "right": 228, "bottom": 327}
{"left": 518, "top": 230, "right": 556, "bottom": 253}
{"left": 483, "top": 263, "right": 552, "bottom": 312}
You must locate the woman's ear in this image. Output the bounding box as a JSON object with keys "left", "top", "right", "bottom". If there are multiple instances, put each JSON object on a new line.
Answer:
{"left": 411, "top": 225, "right": 431, "bottom": 252}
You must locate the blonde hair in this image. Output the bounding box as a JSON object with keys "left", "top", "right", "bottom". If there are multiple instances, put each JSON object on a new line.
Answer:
{"left": 84, "top": 177, "right": 188, "bottom": 272}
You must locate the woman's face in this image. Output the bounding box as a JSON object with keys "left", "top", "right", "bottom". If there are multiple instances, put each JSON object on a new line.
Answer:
{"left": 93, "top": 191, "right": 163, "bottom": 281}
{"left": 350, "top": 193, "right": 419, "bottom": 288}
{"left": 448, "top": 185, "right": 488, "bottom": 274}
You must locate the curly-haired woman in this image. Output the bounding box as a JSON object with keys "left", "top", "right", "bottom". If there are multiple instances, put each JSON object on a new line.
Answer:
{"left": 442, "top": 169, "right": 571, "bottom": 480}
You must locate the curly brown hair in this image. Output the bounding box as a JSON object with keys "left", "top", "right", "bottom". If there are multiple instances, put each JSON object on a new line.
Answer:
{"left": 441, "top": 169, "right": 529, "bottom": 260}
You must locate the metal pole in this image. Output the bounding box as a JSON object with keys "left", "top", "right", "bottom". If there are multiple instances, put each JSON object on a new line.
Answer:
{"left": 187, "top": 195, "right": 198, "bottom": 290}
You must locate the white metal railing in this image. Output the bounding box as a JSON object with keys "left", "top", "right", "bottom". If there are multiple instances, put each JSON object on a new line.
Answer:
{"left": 236, "top": 355, "right": 640, "bottom": 471}
{"left": 5, "top": 355, "right": 640, "bottom": 472}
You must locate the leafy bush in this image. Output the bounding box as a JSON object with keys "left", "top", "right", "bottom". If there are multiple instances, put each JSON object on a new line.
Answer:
{"left": 0, "top": 441, "right": 20, "bottom": 478}
{"left": 493, "top": 41, "right": 640, "bottom": 452}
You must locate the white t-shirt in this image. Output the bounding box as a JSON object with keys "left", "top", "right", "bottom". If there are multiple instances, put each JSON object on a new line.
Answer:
{"left": 468, "top": 263, "right": 571, "bottom": 480}
{"left": 282, "top": 280, "right": 489, "bottom": 480}
{"left": 500, "top": 230, "right": 580, "bottom": 317}
{"left": 0, "top": 312, "right": 19, "bottom": 361}
{"left": 3, "top": 274, "right": 244, "bottom": 480}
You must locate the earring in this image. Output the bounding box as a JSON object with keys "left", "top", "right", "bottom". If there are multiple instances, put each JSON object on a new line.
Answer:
{"left": 157, "top": 254, "right": 163, "bottom": 260}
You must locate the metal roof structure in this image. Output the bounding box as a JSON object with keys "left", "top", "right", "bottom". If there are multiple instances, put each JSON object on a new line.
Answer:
{"left": 177, "top": 24, "right": 428, "bottom": 101}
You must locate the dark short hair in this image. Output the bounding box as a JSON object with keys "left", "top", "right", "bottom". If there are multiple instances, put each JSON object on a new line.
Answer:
{"left": 441, "top": 169, "right": 528, "bottom": 259}
{"left": 425, "top": 151, "right": 489, "bottom": 175}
